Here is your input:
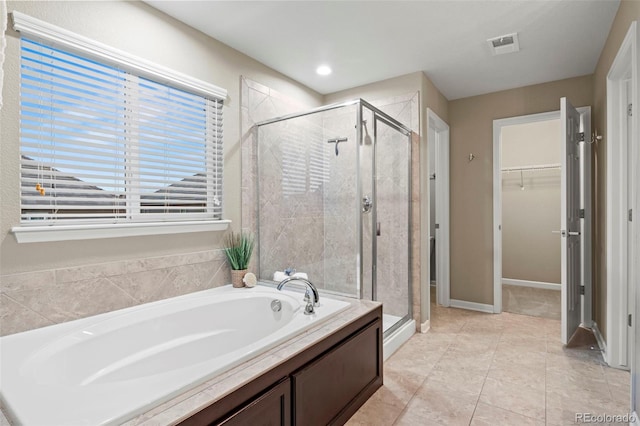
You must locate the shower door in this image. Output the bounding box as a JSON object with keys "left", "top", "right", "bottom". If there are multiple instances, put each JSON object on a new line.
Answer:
{"left": 361, "top": 105, "right": 412, "bottom": 337}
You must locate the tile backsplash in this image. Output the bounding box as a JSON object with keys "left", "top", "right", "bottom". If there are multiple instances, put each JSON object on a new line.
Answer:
{"left": 0, "top": 250, "right": 229, "bottom": 336}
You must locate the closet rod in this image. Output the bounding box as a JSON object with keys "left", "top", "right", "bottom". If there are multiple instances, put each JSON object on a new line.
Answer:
{"left": 501, "top": 163, "right": 561, "bottom": 173}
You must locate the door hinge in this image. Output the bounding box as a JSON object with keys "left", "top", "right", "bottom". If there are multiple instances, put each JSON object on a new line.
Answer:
{"left": 579, "top": 285, "right": 585, "bottom": 295}
{"left": 577, "top": 132, "right": 585, "bottom": 142}
{"left": 435, "top": 223, "right": 440, "bottom": 229}
{"left": 628, "top": 103, "right": 633, "bottom": 117}
{"left": 629, "top": 314, "right": 633, "bottom": 327}
{"left": 579, "top": 209, "right": 585, "bottom": 219}
{"left": 630, "top": 209, "right": 633, "bottom": 222}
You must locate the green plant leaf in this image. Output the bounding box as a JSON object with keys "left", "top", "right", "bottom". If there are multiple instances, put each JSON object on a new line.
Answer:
{"left": 224, "top": 231, "right": 254, "bottom": 270}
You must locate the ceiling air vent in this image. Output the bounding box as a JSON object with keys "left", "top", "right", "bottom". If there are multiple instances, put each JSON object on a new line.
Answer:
{"left": 487, "top": 33, "right": 520, "bottom": 56}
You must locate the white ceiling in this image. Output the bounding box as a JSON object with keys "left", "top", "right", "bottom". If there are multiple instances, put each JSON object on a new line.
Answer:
{"left": 145, "top": 0, "right": 620, "bottom": 100}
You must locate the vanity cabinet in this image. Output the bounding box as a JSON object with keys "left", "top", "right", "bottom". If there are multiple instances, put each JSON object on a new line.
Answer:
{"left": 181, "top": 306, "right": 382, "bottom": 426}
{"left": 217, "top": 378, "right": 291, "bottom": 426}
{"left": 292, "top": 322, "right": 380, "bottom": 425}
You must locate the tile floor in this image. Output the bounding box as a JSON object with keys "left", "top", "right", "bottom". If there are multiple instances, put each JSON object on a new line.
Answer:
{"left": 502, "top": 284, "right": 561, "bottom": 320}
{"left": 347, "top": 302, "right": 631, "bottom": 425}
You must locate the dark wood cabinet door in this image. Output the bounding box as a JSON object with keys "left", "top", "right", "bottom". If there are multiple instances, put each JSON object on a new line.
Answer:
{"left": 217, "top": 378, "right": 291, "bottom": 426}
{"left": 292, "top": 320, "right": 382, "bottom": 426}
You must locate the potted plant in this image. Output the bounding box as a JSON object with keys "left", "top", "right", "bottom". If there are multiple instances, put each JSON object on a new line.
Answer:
{"left": 224, "top": 231, "right": 255, "bottom": 288}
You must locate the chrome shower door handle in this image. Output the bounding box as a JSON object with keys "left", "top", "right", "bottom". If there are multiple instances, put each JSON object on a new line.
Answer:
{"left": 362, "top": 196, "right": 373, "bottom": 213}
{"left": 552, "top": 230, "right": 580, "bottom": 237}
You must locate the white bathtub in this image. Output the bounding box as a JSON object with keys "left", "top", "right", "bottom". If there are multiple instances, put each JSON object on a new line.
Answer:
{"left": 0, "top": 285, "right": 350, "bottom": 425}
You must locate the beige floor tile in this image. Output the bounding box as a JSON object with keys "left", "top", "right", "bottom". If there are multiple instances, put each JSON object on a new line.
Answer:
{"left": 419, "top": 368, "right": 486, "bottom": 400}
{"left": 385, "top": 349, "right": 441, "bottom": 378}
{"left": 373, "top": 369, "right": 425, "bottom": 408}
{"left": 470, "top": 402, "right": 544, "bottom": 426}
{"left": 345, "top": 398, "right": 403, "bottom": 426}
{"left": 347, "top": 304, "right": 633, "bottom": 425}
{"left": 609, "top": 383, "right": 631, "bottom": 406}
{"left": 394, "top": 387, "right": 477, "bottom": 426}
{"left": 486, "top": 362, "right": 545, "bottom": 390}
{"left": 498, "top": 334, "right": 548, "bottom": 349}
{"left": 603, "top": 366, "right": 631, "bottom": 388}
{"left": 450, "top": 334, "right": 499, "bottom": 353}
{"left": 479, "top": 376, "right": 545, "bottom": 420}
{"left": 545, "top": 390, "right": 629, "bottom": 426}
{"left": 433, "top": 348, "right": 493, "bottom": 376}
{"left": 546, "top": 370, "right": 611, "bottom": 403}
{"left": 546, "top": 355, "right": 606, "bottom": 377}
{"left": 502, "top": 284, "right": 561, "bottom": 320}
{"left": 492, "top": 347, "right": 546, "bottom": 370}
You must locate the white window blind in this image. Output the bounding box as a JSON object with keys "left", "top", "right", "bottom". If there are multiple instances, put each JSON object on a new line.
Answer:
{"left": 20, "top": 38, "right": 223, "bottom": 225}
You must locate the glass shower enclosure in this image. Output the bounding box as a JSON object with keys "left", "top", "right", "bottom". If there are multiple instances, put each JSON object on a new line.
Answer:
{"left": 255, "top": 99, "right": 412, "bottom": 338}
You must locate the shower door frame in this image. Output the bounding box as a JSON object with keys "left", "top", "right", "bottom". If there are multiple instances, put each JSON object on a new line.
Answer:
{"left": 361, "top": 100, "right": 414, "bottom": 338}
{"left": 255, "top": 99, "right": 413, "bottom": 334}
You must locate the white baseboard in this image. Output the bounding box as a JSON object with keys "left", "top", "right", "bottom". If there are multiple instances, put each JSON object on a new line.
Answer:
{"left": 502, "top": 278, "right": 561, "bottom": 291}
{"left": 420, "top": 319, "right": 430, "bottom": 333}
{"left": 592, "top": 321, "right": 607, "bottom": 358}
{"left": 450, "top": 299, "right": 494, "bottom": 314}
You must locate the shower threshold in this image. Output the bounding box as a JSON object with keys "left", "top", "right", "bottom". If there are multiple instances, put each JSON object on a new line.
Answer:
{"left": 382, "top": 314, "right": 415, "bottom": 361}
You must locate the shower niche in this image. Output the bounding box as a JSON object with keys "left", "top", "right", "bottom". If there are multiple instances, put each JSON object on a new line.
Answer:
{"left": 254, "top": 99, "right": 413, "bottom": 338}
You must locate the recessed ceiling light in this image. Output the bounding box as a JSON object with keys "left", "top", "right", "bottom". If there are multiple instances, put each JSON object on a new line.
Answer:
{"left": 316, "top": 65, "right": 332, "bottom": 76}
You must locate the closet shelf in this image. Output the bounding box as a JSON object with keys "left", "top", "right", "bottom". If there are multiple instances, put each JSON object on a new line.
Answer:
{"left": 501, "top": 163, "right": 561, "bottom": 172}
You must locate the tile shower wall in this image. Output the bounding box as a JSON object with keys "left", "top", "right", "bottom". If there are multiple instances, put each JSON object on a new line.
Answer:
{"left": 242, "top": 79, "right": 421, "bottom": 321}
{"left": 321, "top": 107, "right": 359, "bottom": 295}
{"left": 240, "top": 78, "right": 314, "bottom": 276}
{"left": 0, "top": 250, "right": 230, "bottom": 336}
{"left": 374, "top": 118, "right": 411, "bottom": 319}
{"left": 257, "top": 114, "right": 328, "bottom": 289}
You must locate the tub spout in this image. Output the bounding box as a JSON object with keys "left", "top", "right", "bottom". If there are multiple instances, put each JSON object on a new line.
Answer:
{"left": 277, "top": 277, "right": 319, "bottom": 315}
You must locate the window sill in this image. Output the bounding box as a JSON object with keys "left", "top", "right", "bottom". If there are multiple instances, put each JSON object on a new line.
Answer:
{"left": 11, "top": 220, "right": 231, "bottom": 243}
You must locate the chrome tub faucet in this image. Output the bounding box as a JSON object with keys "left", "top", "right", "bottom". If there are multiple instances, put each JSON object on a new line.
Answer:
{"left": 277, "top": 277, "right": 320, "bottom": 315}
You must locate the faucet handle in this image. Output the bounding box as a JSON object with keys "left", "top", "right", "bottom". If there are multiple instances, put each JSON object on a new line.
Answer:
{"left": 304, "top": 290, "right": 319, "bottom": 306}
{"left": 304, "top": 301, "right": 315, "bottom": 315}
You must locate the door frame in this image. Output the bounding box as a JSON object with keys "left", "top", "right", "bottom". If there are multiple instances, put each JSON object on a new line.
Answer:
{"left": 606, "top": 21, "right": 638, "bottom": 373}
{"left": 427, "top": 108, "right": 450, "bottom": 308}
{"left": 492, "top": 108, "right": 592, "bottom": 319}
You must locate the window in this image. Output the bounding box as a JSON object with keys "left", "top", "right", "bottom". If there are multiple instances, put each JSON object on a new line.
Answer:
{"left": 20, "top": 37, "right": 223, "bottom": 227}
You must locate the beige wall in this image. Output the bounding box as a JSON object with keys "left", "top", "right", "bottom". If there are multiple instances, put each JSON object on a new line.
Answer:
{"left": 448, "top": 75, "right": 593, "bottom": 305}
{"left": 591, "top": 1, "right": 640, "bottom": 341}
{"left": 501, "top": 120, "right": 561, "bottom": 284}
{"left": 0, "top": 1, "right": 322, "bottom": 276}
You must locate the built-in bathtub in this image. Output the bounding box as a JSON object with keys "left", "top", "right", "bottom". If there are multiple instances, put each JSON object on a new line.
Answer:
{"left": 0, "top": 285, "right": 350, "bottom": 425}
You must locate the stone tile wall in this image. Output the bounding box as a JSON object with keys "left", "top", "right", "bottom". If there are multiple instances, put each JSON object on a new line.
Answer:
{"left": 0, "top": 250, "right": 229, "bottom": 336}
{"left": 242, "top": 79, "right": 422, "bottom": 327}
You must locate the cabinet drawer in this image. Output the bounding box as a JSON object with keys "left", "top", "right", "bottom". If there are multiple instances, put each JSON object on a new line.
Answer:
{"left": 292, "top": 321, "right": 381, "bottom": 426}
{"left": 216, "top": 377, "right": 291, "bottom": 426}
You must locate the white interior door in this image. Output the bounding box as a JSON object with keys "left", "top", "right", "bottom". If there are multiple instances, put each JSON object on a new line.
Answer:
{"left": 561, "top": 97, "right": 582, "bottom": 344}
{"left": 625, "top": 79, "right": 634, "bottom": 367}
{"left": 428, "top": 109, "right": 450, "bottom": 308}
